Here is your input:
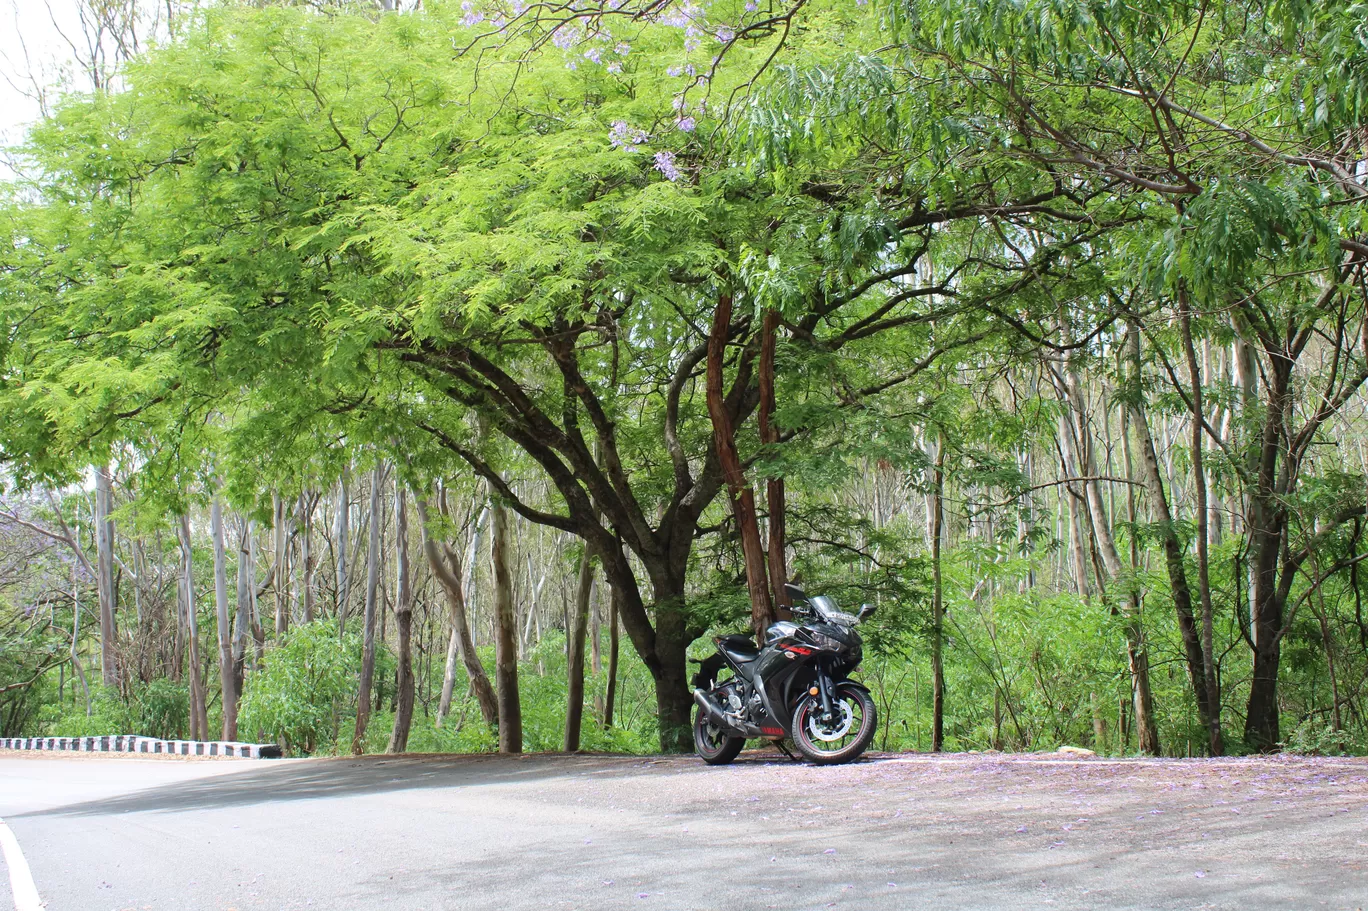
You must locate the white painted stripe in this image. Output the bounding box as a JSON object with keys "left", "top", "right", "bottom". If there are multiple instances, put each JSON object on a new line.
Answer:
{"left": 0, "top": 817, "right": 43, "bottom": 911}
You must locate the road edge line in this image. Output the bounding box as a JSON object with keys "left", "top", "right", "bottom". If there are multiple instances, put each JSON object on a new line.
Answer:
{"left": 0, "top": 817, "right": 43, "bottom": 911}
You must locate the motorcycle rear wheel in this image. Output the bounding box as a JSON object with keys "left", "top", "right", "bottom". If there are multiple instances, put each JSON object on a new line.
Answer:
{"left": 791, "top": 682, "right": 876, "bottom": 765}
{"left": 694, "top": 706, "right": 745, "bottom": 765}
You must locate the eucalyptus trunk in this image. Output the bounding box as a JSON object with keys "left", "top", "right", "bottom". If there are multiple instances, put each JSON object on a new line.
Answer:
{"left": 300, "top": 492, "right": 316, "bottom": 623}
{"left": 489, "top": 478, "right": 522, "bottom": 753}
{"left": 95, "top": 464, "right": 118, "bottom": 687}
{"left": 388, "top": 482, "right": 415, "bottom": 754}
{"left": 335, "top": 469, "right": 351, "bottom": 628}
{"left": 1178, "top": 294, "right": 1224, "bottom": 756}
{"left": 211, "top": 498, "right": 237, "bottom": 741}
{"left": 1057, "top": 360, "right": 1160, "bottom": 755}
{"left": 418, "top": 497, "right": 497, "bottom": 727}
{"left": 178, "top": 513, "right": 207, "bottom": 741}
{"left": 272, "top": 492, "right": 291, "bottom": 637}
{"left": 564, "top": 547, "right": 595, "bottom": 751}
{"left": 1126, "top": 325, "right": 1216, "bottom": 741}
{"left": 233, "top": 518, "right": 253, "bottom": 718}
{"left": 353, "top": 465, "right": 383, "bottom": 755}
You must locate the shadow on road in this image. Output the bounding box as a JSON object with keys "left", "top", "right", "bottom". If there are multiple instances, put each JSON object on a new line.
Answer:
{"left": 21, "top": 752, "right": 706, "bottom": 818}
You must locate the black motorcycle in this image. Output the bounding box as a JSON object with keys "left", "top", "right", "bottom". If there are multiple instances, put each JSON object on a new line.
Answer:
{"left": 690, "top": 584, "right": 878, "bottom": 765}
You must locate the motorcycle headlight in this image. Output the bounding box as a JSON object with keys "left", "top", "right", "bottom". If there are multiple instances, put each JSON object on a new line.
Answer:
{"left": 807, "top": 631, "right": 847, "bottom": 651}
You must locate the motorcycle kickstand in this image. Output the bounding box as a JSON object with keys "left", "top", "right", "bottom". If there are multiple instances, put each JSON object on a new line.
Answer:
{"left": 773, "top": 739, "right": 800, "bottom": 762}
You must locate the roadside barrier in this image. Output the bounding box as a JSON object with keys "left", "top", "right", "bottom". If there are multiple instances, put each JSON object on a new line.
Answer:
{"left": 0, "top": 735, "right": 282, "bottom": 758}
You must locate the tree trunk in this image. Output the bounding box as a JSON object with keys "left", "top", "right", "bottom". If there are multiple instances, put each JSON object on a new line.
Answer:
{"left": 759, "top": 308, "right": 789, "bottom": 610}
{"left": 211, "top": 498, "right": 237, "bottom": 741}
{"left": 353, "top": 464, "right": 384, "bottom": 755}
{"left": 300, "top": 492, "right": 316, "bottom": 623}
{"left": 590, "top": 578, "right": 602, "bottom": 676}
{"left": 273, "top": 492, "right": 291, "bottom": 637}
{"left": 95, "top": 464, "right": 118, "bottom": 687}
{"left": 335, "top": 470, "right": 351, "bottom": 628}
{"left": 418, "top": 497, "right": 498, "bottom": 727}
{"left": 1056, "top": 360, "right": 1161, "bottom": 755}
{"left": 388, "top": 482, "right": 415, "bottom": 754}
{"left": 489, "top": 478, "right": 522, "bottom": 753}
{"left": 178, "top": 513, "right": 207, "bottom": 741}
{"left": 1178, "top": 295, "right": 1224, "bottom": 755}
{"left": 1126, "top": 325, "right": 1216, "bottom": 741}
{"left": 604, "top": 582, "right": 620, "bottom": 729}
{"left": 930, "top": 435, "right": 946, "bottom": 752}
{"left": 1243, "top": 363, "right": 1292, "bottom": 751}
{"left": 233, "top": 517, "right": 252, "bottom": 721}
{"left": 705, "top": 292, "right": 773, "bottom": 642}
{"left": 564, "top": 547, "right": 595, "bottom": 751}
{"left": 1120, "top": 409, "right": 1161, "bottom": 756}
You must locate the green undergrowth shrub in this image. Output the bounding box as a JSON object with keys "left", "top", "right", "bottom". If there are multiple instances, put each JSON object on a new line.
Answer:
{"left": 1282, "top": 719, "right": 1368, "bottom": 756}
{"left": 302, "top": 631, "right": 660, "bottom": 757}
{"left": 239, "top": 619, "right": 366, "bottom": 753}
{"left": 40, "top": 679, "right": 190, "bottom": 740}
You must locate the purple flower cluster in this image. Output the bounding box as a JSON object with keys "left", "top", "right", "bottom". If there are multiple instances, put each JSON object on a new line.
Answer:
{"left": 460, "top": 0, "right": 484, "bottom": 26}
{"left": 653, "top": 150, "right": 683, "bottom": 182}
{"left": 609, "top": 121, "right": 650, "bottom": 151}
{"left": 551, "top": 25, "right": 585, "bottom": 50}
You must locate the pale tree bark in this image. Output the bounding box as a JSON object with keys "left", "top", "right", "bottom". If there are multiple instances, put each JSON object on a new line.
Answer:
{"left": 248, "top": 527, "right": 266, "bottom": 669}
{"left": 1178, "top": 294, "right": 1224, "bottom": 756}
{"left": 95, "top": 464, "right": 118, "bottom": 687}
{"left": 490, "top": 477, "right": 522, "bottom": 753}
{"left": 1125, "top": 324, "right": 1217, "bottom": 742}
{"left": 353, "top": 464, "right": 384, "bottom": 755}
{"left": 178, "top": 513, "right": 207, "bottom": 741}
{"left": 300, "top": 492, "right": 317, "bottom": 623}
{"left": 233, "top": 517, "right": 253, "bottom": 711}
{"left": 70, "top": 560, "right": 91, "bottom": 715}
{"left": 211, "top": 498, "right": 237, "bottom": 741}
{"left": 388, "top": 481, "right": 415, "bottom": 753}
{"left": 1058, "top": 421, "right": 1092, "bottom": 600}
{"left": 418, "top": 496, "right": 497, "bottom": 727}
{"left": 1054, "top": 361, "right": 1161, "bottom": 755}
{"left": 564, "top": 546, "right": 595, "bottom": 751}
{"left": 272, "top": 492, "right": 291, "bottom": 637}
{"left": 335, "top": 469, "right": 351, "bottom": 628}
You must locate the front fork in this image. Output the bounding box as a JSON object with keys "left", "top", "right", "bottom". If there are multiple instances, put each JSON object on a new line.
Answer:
{"left": 816, "top": 662, "right": 836, "bottom": 719}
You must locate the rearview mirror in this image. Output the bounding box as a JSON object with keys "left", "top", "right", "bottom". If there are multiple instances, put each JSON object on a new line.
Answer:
{"left": 858, "top": 603, "right": 877, "bottom": 621}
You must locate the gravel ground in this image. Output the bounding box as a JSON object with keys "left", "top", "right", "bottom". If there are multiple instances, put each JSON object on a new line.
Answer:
{"left": 2, "top": 749, "right": 1365, "bottom": 910}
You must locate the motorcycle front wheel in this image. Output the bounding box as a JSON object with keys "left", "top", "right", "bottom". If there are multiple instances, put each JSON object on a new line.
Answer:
{"left": 791, "top": 682, "right": 877, "bottom": 765}
{"left": 694, "top": 706, "right": 745, "bottom": 765}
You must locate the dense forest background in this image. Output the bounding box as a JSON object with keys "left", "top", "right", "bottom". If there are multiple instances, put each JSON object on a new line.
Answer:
{"left": 3, "top": 0, "right": 1368, "bottom": 758}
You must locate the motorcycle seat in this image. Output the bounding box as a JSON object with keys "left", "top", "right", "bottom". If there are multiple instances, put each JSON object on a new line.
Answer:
{"left": 718, "top": 634, "right": 760, "bottom": 664}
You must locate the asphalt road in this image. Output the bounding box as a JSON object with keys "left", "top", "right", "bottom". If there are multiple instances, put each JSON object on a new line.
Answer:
{"left": 1, "top": 749, "right": 1365, "bottom": 911}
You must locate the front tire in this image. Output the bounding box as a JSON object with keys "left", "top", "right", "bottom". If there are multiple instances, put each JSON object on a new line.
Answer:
{"left": 791, "top": 682, "right": 876, "bottom": 765}
{"left": 694, "top": 706, "right": 745, "bottom": 765}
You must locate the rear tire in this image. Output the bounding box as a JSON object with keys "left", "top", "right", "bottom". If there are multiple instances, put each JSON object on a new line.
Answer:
{"left": 791, "top": 682, "right": 876, "bottom": 765}
{"left": 694, "top": 705, "right": 745, "bottom": 765}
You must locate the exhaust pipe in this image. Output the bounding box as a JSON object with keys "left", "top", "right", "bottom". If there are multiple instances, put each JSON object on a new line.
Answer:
{"left": 693, "top": 689, "right": 760, "bottom": 738}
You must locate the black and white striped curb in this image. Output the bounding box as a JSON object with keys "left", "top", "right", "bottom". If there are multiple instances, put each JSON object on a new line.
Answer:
{"left": 0, "top": 736, "right": 282, "bottom": 758}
